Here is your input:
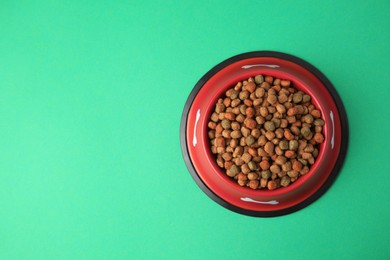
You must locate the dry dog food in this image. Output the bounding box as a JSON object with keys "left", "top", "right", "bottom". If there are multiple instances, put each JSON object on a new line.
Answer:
{"left": 208, "top": 75, "right": 325, "bottom": 190}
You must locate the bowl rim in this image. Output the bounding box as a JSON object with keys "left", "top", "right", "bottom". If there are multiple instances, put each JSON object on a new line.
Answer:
{"left": 180, "top": 51, "right": 349, "bottom": 217}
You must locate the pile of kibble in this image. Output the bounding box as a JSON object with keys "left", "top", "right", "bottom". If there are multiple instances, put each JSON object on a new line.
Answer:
{"left": 207, "top": 75, "right": 325, "bottom": 190}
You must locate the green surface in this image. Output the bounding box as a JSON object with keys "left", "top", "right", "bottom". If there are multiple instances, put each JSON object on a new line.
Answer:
{"left": 1, "top": 1, "right": 389, "bottom": 259}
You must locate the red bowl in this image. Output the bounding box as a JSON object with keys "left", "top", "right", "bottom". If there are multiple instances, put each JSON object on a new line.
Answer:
{"left": 180, "top": 51, "right": 348, "bottom": 217}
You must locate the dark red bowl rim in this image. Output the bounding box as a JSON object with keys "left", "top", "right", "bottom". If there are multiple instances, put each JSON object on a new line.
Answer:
{"left": 180, "top": 51, "right": 348, "bottom": 217}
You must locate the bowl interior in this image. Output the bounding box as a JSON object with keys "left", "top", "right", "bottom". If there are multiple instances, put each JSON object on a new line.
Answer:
{"left": 202, "top": 67, "right": 328, "bottom": 197}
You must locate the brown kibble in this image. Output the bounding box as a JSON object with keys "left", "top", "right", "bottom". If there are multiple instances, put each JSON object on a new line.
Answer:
{"left": 264, "top": 121, "right": 276, "bottom": 131}
{"left": 302, "top": 114, "right": 314, "bottom": 124}
{"left": 215, "top": 137, "right": 225, "bottom": 147}
{"left": 255, "top": 87, "right": 265, "bottom": 98}
{"left": 255, "top": 116, "right": 265, "bottom": 125}
{"left": 241, "top": 152, "right": 252, "bottom": 163}
{"left": 251, "top": 129, "right": 261, "bottom": 139}
{"left": 311, "top": 109, "right": 321, "bottom": 118}
{"left": 247, "top": 147, "right": 258, "bottom": 157}
{"left": 233, "top": 146, "right": 244, "bottom": 157}
{"left": 244, "top": 99, "right": 253, "bottom": 106}
{"left": 244, "top": 118, "right": 257, "bottom": 129}
{"left": 260, "top": 178, "right": 268, "bottom": 188}
{"left": 208, "top": 121, "right": 217, "bottom": 129}
{"left": 236, "top": 114, "right": 245, "bottom": 123}
{"left": 267, "top": 180, "right": 277, "bottom": 190}
{"left": 237, "top": 173, "right": 248, "bottom": 186}
{"left": 301, "top": 126, "right": 311, "bottom": 137}
{"left": 248, "top": 180, "right": 259, "bottom": 189}
{"left": 264, "top": 142, "right": 275, "bottom": 155}
{"left": 222, "top": 129, "right": 231, "bottom": 138}
{"left": 315, "top": 126, "right": 323, "bottom": 133}
{"left": 215, "top": 103, "right": 225, "bottom": 113}
{"left": 241, "top": 126, "right": 250, "bottom": 137}
{"left": 259, "top": 107, "right": 269, "bottom": 117}
{"left": 257, "top": 147, "right": 268, "bottom": 157}
{"left": 284, "top": 129, "right": 295, "bottom": 140}
{"left": 267, "top": 94, "right": 277, "bottom": 105}
{"left": 275, "top": 155, "right": 287, "bottom": 165}
{"left": 259, "top": 160, "right": 270, "bottom": 170}
{"left": 270, "top": 164, "right": 281, "bottom": 173}
{"left": 313, "top": 133, "right": 325, "bottom": 143}
{"left": 278, "top": 94, "right": 288, "bottom": 103}
{"left": 223, "top": 98, "right": 231, "bottom": 107}
{"left": 314, "top": 119, "right": 325, "bottom": 126}
{"left": 272, "top": 85, "right": 281, "bottom": 92}
{"left": 276, "top": 104, "right": 286, "bottom": 114}
{"left": 285, "top": 150, "right": 295, "bottom": 158}
{"left": 302, "top": 152, "right": 312, "bottom": 160}
{"left": 292, "top": 93, "right": 303, "bottom": 103}
{"left": 280, "top": 176, "right": 291, "bottom": 187}
{"left": 231, "top": 98, "right": 241, "bottom": 107}
{"left": 246, "top": 135, "right": 256, "bottom": 146}
{"left": 230, "top": 130, "right": 242, "bottom": 139}
{"left": 280, "top": 80, "right": 291, "bottom": 87}
{"left": 290, "top": 126, "right": 300, "bottom": 136}
{"left": 245, "top": 82, "right": 256, "bottom": 93}
{"left": 265, "top": 131, "right": 276, "bottom": 141}
{"left": 227, "top": 164, "right": 239, "bottom": 177}
{"left": 248, "top": 172, "right": 259, "bottom": 181}
{"left": 292, "top": 160, "right": 303, "bottom": 171}
{"left": 245, "top": 107, "right": 255, "bottom": 118}
{"left": 302, "top": 94, "right": 311, "bottom": 103}
{"left": 301, "top": 166, "right": 310, "bottom": 175}
{"left": 265, "top": 76, "right": 273, "bottom": 83}
{"left": 275, "top": 146, "right": 283, "bottom": 155}
{"left": 224, "top": 112, "right": 236, "bottom": 121}
{"left": 282, "top": 161, "right": 292, "bottom": 171}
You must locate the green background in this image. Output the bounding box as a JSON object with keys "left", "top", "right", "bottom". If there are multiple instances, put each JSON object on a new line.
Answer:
{"left": 1, "top": 1, "right": 389, "bottom": 259}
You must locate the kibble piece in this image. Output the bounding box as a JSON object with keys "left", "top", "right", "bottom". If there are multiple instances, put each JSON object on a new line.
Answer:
{"left": 264, "top": 142, "right": 275, "bottom": 155}
{"left": 221, "top": 119, "right": 231, "bottom": 130}
{"left": 301, "top": 126, "right": 311, "bottom": 137}
{"left": 282, "top": 161, "right": 292, "bottom": 171}
{"left": 267, "top": 180, "right": 277, "bottom": 190}
{"left": 270, "top": 164, "right": 281, "bottom": 174}
{"left": 314, "top": 119, "right": 325, "bottom": 126}
{"left": 292, "top": 93, "right": 303, "bottom": 103}
{"left": 248, "top": 172, "right": 259, "bottom": 180}
{"left": 248, "top": 161, "right": 258, "bottom": 171}
{"left": 311, "top": 109, "right": 321, "bottom": 118}
{"left": 284, "top": 129, "right": 295, "bottom": 140}
{"left": 230, "top": 130, "right": 242, "bottom": 139}
{"left": 244, "top": 118, "right": 257, "bottom": 129}
{"left": 302, "top": 94, "right": 311, "bottom": 103}
{"left": 237, "top": 173, "right": 248, "bottom": 186}
{"left": 245, "top": 107, "right": 255, "bottom": 118}
{"left": 267, "top": 94, "right": 277, "bottom": 105}
{"left": 245, "top": 82, "right": 256, "bottom": 93}
{"left": 313, "top": 133, "right": 324, "bottom": 143}
{"left": 264, "top": 121, "right": 276, "bottom": 131}
{"left": 289, "top": 140, "right": 299, "bottom": 151}
{"left": 259, "top": 160, "right": 270, "bottom": 171}
{"left": 275, "top": 155, "right": 287, "bottom": 165}
{"left": 246, "top": 135, "right": 256, "bottom": 146}
{"left": 255, "top": 75, "right": 264, "bottom": 84}
{"left": 215, "top": 103, "right": 225, "bottom": 113}
{"left": 248, "top": 180, "right": 259, "bottom": 189}
{"left": 279, "top": 140, "right": 289, "bottom": 150}
{"left": 227, "top": 165, "right": 239, "bottom": 177}
{"left": 280, "top": 176, "right": 291, "bottom": 187}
